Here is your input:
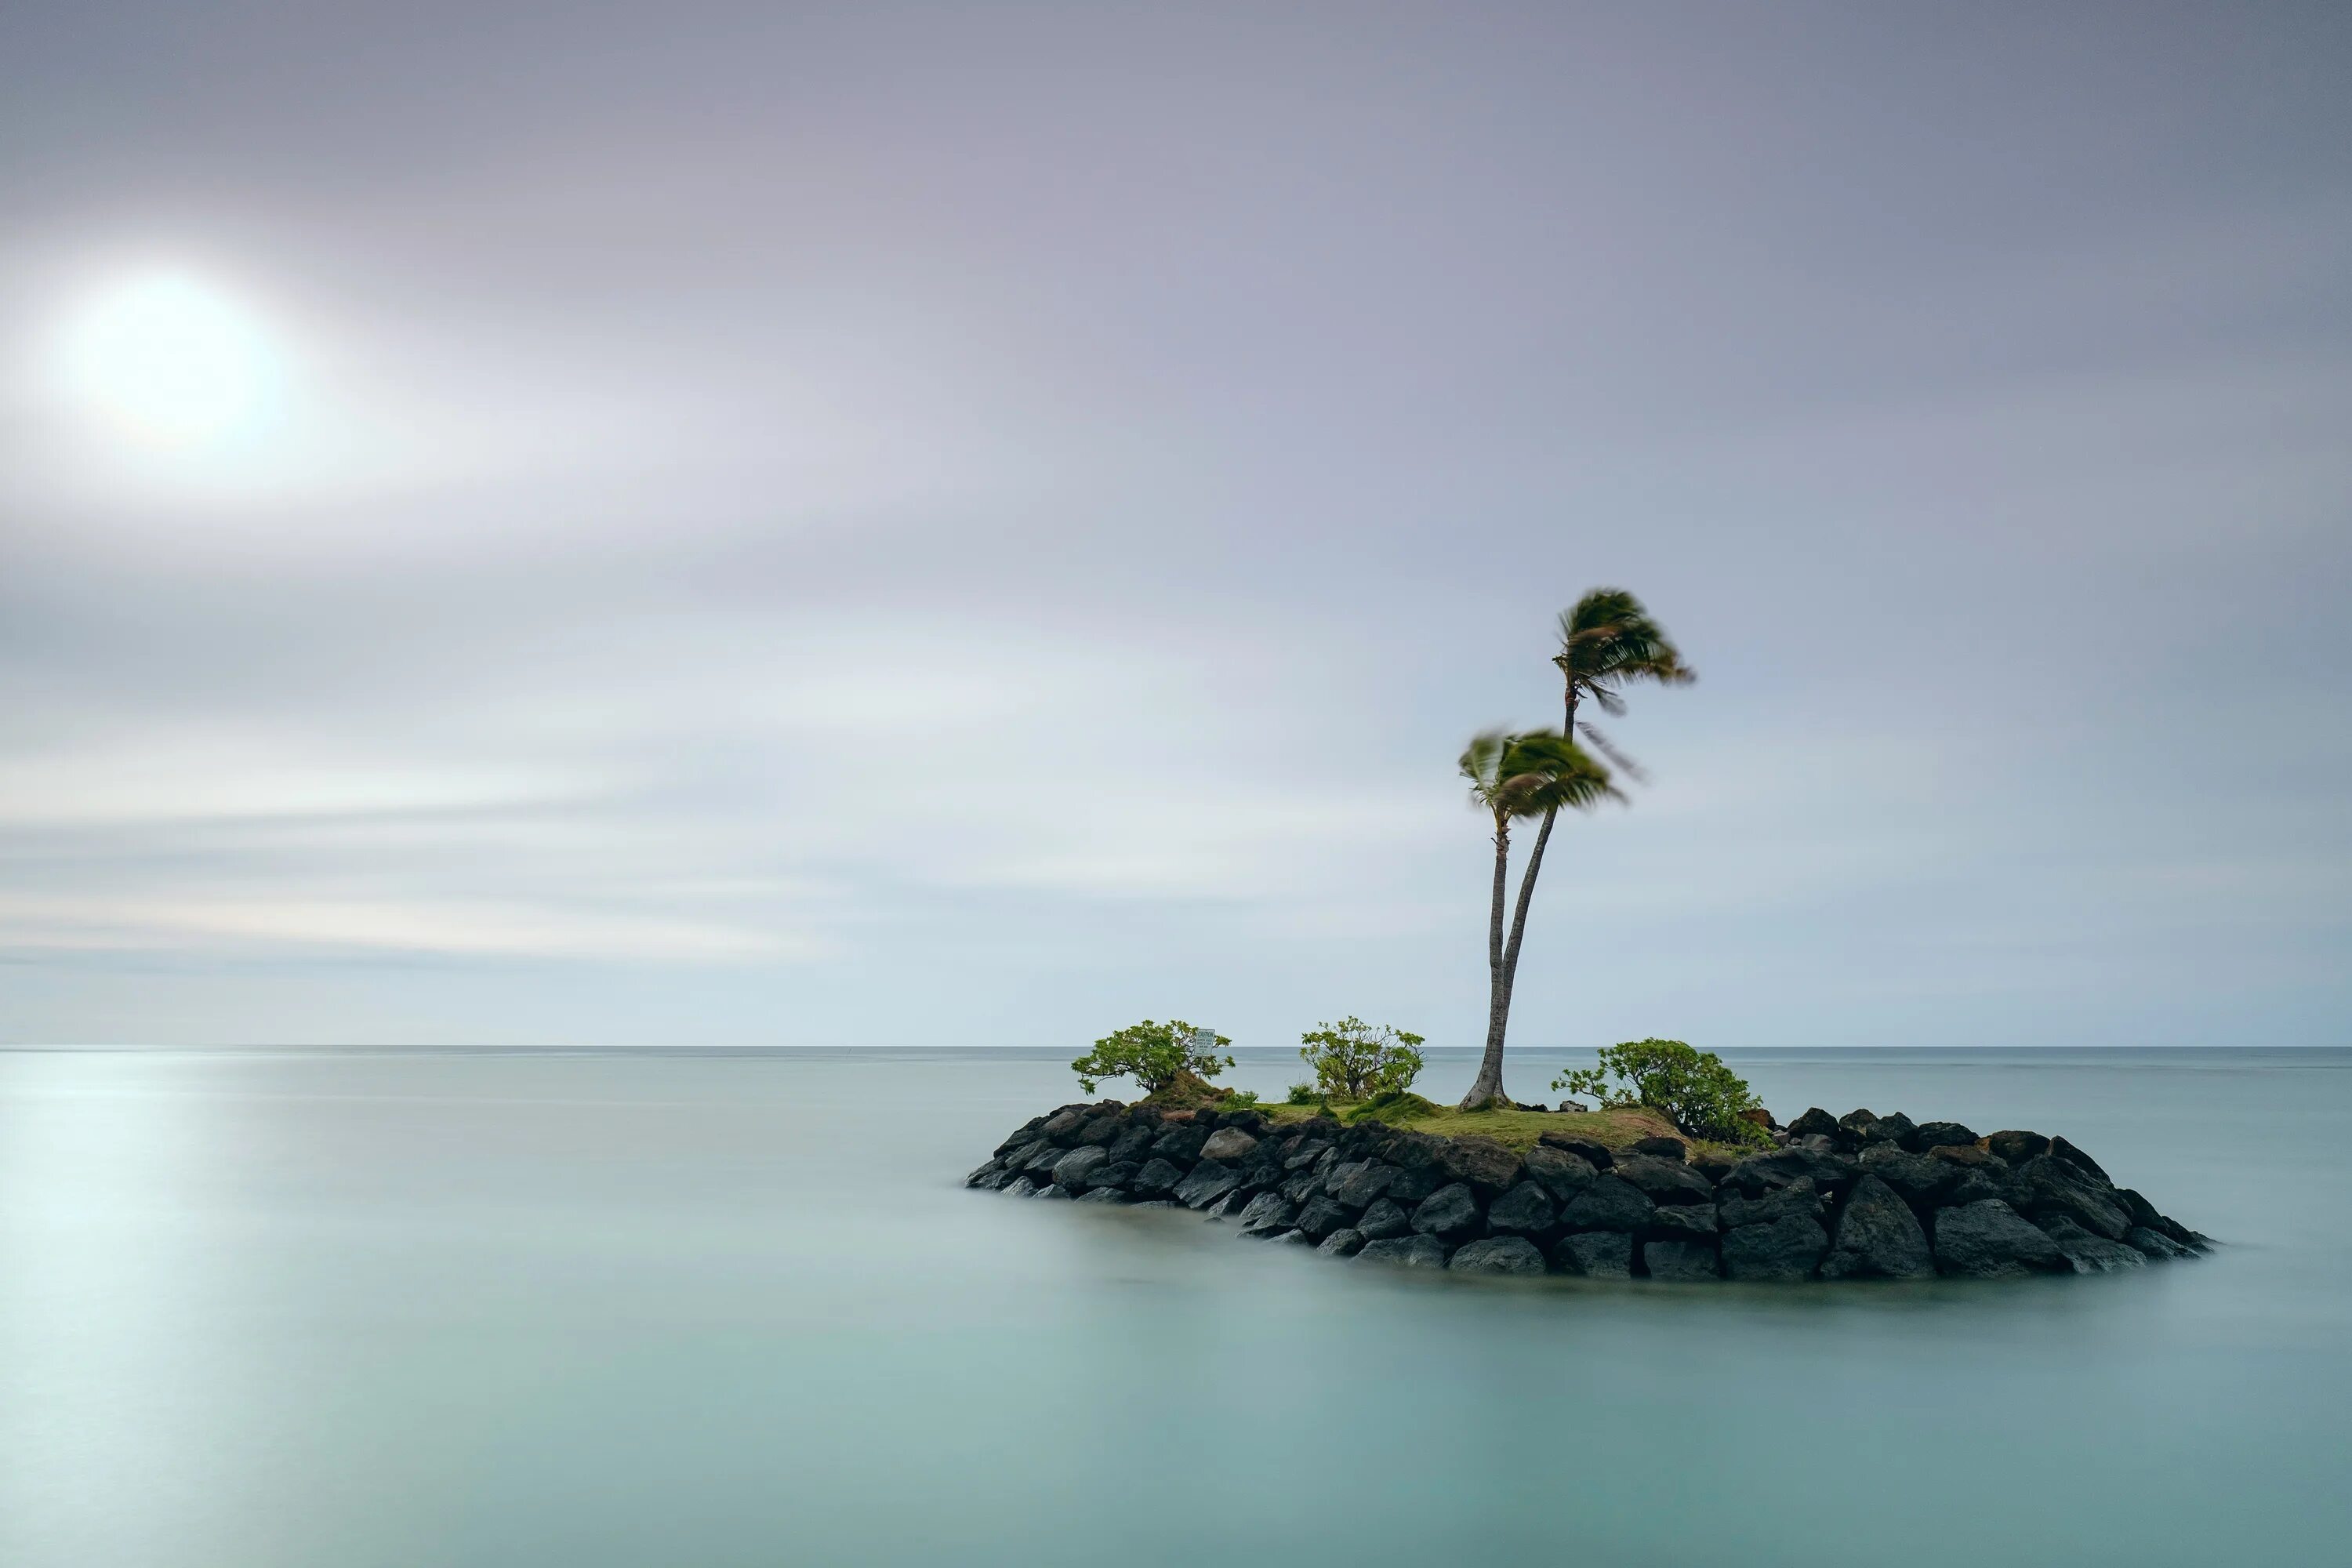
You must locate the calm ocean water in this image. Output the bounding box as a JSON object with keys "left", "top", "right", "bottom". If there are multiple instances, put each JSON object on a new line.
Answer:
{"left": 2, "top": 1045, "right": 2344, "bottom": 1566}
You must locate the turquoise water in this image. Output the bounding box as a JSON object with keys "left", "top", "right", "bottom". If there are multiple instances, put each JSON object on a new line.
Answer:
{"left": 2, "top": 1046, "right": 2344, "bottom": 1566}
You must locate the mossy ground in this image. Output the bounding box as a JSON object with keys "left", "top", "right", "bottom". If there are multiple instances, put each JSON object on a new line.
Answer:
{"left": 1249, "top": 1095, "right": 1733, "bottom": 1156}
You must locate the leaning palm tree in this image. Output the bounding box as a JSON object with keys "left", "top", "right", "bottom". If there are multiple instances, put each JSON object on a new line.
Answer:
{"left": 1457, "top": 729, "right": 1622, "bottom": 1110}
{"left": 1552, "top": 588, "right": 1695, "bottom": 775}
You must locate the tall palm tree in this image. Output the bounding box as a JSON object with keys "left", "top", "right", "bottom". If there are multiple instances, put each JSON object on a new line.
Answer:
{"left": 1552, "top": 588, "right": 1695, "bottom": 774}
{"left": 1457, "top": 730, "right": 1621, "bottom": 1110}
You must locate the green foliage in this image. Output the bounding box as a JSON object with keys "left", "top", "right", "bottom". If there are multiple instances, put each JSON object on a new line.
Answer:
{"left": 1221, "top": 1088, "right": 1261, "bottom": 1109}
{"left": 1344, "top": 1088, "right": 1439, "bottom": 1126}
{"left": 1553, "top": 588, "right": 1694, "bottom": 776}
{"left": 1072, "top": 1018, "right": 1233, "bottom": 1097}
{"left": 1297, "top": 1017, "right": 1426, "bottom": 1101}
{"left": 1551, "top": 1038, "right": 1770, "bottom": 1146}
{"left": 1459, "top": 730, "right": 1621, "bottom": 826}
{"left": 1284, "top": 1082, "right": 1322, "bottom": 1105}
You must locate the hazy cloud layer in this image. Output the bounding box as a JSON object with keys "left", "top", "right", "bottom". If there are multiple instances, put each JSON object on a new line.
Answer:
{"left": 2, "top": 4, "right": 2347, "bottom": 1048}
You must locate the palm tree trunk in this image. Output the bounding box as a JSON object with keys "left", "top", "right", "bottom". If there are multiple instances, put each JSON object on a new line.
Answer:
{"left": 1460, "top": 813, "right": 1513, "bottom": 1109}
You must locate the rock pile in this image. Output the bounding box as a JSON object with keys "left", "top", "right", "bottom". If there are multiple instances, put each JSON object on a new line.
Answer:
{"left": 965, "top": 1101, "right": 2211, "bottom": 1282}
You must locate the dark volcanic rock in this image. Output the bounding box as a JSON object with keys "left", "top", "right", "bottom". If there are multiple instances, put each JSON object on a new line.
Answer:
{"left": 1174, "top": 1160, "right": 1240, "bottom": 1210}
{"left": 2125, "top": 1226, "right": 2194, "bottom": 1260}
{"left": 1611, "top": 1152, "right": 1717, "bottom": 1207}
{"left": 1283, "top": 1138, "right": 1334, "bottom": 1171}
{"left": 1722, "top": 1214, "right": 1830, "bottom": 1280}
{"left": 1820, "top": 1174, "right": 1935, "bottom": 1279}
{"left": 1051, "top": 1145, "right": 1112, "bottom": 1191}
{"left": 1786, "top": 1107, "right": 1839, "bottom": 1140}
{"left": 1021, "top": 1143, "right": 1067, "bottom": 1174}
{"left": 1078, "top": 1113, "right": 1123, "bottom": 1146}
{"left": 1560, "top": 1174, "right": 1655, "bottom": 1233}
{"left": 1356, "top": 1234, "right": 1450, "bottom": 1269}
{"left": 1929, "top": 1143, "right": 2016, "bottom": 1206}
{"left": 1410, "top": 1183, "right": 1484, "bottom": 1240}
{"left": 1203, "top": 1190, "right": 1246, "bottom": 1220}
{"left": 1873, "top": 1112, "right": 1918, "bottom": 1148}
{"left": 1984, "top": 1130, "right": 2049, "bottom": 1164}
{"left": 1932, "top": 1200, "right": 2067, "bottom": 1277}
{"left": 1106, "top": 1125, "right": 1158, "bottom": 1165}
{"left": 1436, "top": 1136, "right": 1523, "bottom": 1192}
{"left": 1538, "top": 1131, "right": 1613, "bottom": 1168}
{"left": 1294, "top": 1196, "right": 1356, "bottom": 1240}
{"left": 1200, "top": 1127, "right": 1260, "bottom": 1163}
{"left": 1857, "top": 1142, "right": 1958, "bottom": 1210}
{"left": 1648, "top": 1203, "right": 1718, "bottom": 1239}
{"left": 1643, "top": 1240, "right": 1721, "bottom": 1281}
{"left": 1001, "top": 1175, "right": 1038, "bottom": 1199}
{"left": 965, "top": 1159, "right": 1007, "bottom": 1189}
{"left": 2048, "top": 1135, "right": 2112, "bottom": 1185}
{"left": 1036, "top": 1184, "right": 1073, "bottom": 1200}
{"left": 1522, "top": 1144, "right": 1599, "bottom": 1200}
{"left": 1910, "top": 1120, "right": 1978, "bottom": 1151}
{"left": 1328, "top": 1160, "right": 1397, "bottom": 1208}
{"left": 1450, "top": 1236, "right": 1547, "bottom": 1276}
{"left": 1690, "top": 1149, "right": 1740, "bottom": 1184}
{"left": 993, "top": 1115, "right": 1048, "bottom": 1156}
{"left": 2013, "top": 1156, "right": 2131, "bottom": 1241}
{"left": 1483, "top": 1181, "right": 1559, "bottom": 1235}
{"left": 1385, "top": 1165, "right": 1444, "bottom": 1203}
{"left": 1356, "top": 1198, "right": 1412, "bottom": 1240}
{"left": 1554, "top": 1231, "right": 1634, "bottom": 1277}
{"left": 1075, "top": 1185, "right": 1128, "bottom": 1204}
{"left": 1722, "top": 1145, "right": 1857, "bottom": 1198}
{"left": 1271, "top": 1228, "right": 1314, "bottom": 1245}
{"left": 1236, "top": 1191, "right": 1297, "bottom": 1237}
{"left": 1128, "top": 1157, "right": 1185, "bottom": 1198}
{"left": 2040, "top": 1215, "right": 2148, "bottom": 1273}
{"left": 1151, "top": 1124, "right": 1209, "bottom": 1165}
{"left": 1040, "top": 1108, "right": 1088, "bottom": 1145}
{"left": 1717, "top": 1178, "right": 1823, "bottom": 1229}
{"left": 1316, "top": 1228, "right": 1367, "bottom": 1258}
{"left": 1835, "top": 1109, "right": 1889, "bottom": 1147}
{"left": 1628, "top": 1136, "right": 1686, "bottom": 1161}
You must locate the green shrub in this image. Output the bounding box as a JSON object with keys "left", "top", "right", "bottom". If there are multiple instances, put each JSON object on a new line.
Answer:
{"left": 1345, "top": 1088, "right": 1439, "bottom": 1126}
{"left": 1284, "top": 1082, "right": 1321, "bottom": 1105}
{"left": 1552, "top": 1038, "right": 1769, "bottom": 1146}
{"left": 1297, "top": 1017, "right": 1425, "bottom": 1102}
{"left": 1072, "top": 1019, "right": 1233, "bottom": 1096}
{"left": 1221, "top": 1087, "right": 1261, "bottom": 1109}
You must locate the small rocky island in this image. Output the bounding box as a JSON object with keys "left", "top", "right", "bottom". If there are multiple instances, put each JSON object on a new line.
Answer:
{"left": 967, "top": 1101, "right": 2211, "bottom": 1280}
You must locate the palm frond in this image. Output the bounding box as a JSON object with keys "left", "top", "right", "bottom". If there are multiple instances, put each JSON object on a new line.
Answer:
{"left": 1576, "top": 720, "right": 1648, "bottom": 783}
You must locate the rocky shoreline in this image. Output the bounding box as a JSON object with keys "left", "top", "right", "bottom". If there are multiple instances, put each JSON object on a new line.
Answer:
{"left": 966, "top": 1101, "right": 2212, "bottom": 1280}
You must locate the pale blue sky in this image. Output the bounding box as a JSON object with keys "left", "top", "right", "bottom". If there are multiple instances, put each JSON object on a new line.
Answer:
{"left": 2, "top": 3, "right": 2346, "bottom": 1048}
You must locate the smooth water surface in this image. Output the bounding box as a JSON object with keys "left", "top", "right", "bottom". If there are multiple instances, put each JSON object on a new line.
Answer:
{"left": 3, "top": 1047, "right": 2345, "bottom": 1566}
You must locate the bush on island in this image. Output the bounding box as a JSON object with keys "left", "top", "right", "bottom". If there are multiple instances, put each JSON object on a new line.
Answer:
{"left": 1298, "top": 1017, "right": 1426, "bottom": 1102}
{"left": 1072, "top": 1019, "right": 1235, "bottom": 1097}
{"left": 1552, "top": 1038, "right": 1772, "bottom": 1147}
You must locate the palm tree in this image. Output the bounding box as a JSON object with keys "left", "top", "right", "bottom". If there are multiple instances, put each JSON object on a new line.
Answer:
{"left": 1457, "top": 730, "right": 1621, "bottom": 1110}
{"left": 1552, "top": 588, "right": 1695, "bottom": 775}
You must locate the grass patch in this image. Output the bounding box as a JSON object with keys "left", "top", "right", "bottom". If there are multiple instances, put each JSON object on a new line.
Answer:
{"left": 1250, "top": 1094, "right": 1731, "bottom": 1155}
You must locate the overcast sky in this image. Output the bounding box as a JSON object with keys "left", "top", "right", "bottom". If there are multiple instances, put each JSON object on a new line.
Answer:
{"left": 2, "top": 3, "right": 2346, "bottom": 1051}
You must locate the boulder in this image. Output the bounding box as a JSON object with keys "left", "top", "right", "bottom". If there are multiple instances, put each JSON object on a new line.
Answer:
{"left": 1648, "top": 1203, "right": 1717, "bottom": 1239}
{"left": 1835, "top": 1109, "right": 1888, "bottom": 1146}
{"left": 964, "top": 1159, "right": 1006, "bottom": 1189}
{"left": 993, "top": 1115, "right": 1048, "bottom": 1156}
{"left": 1537, "top": 1131, "right": 1613, "bottom": 1168}
{"left": 1050, "top": 1145, "right": 1112, "bottom": 1191}
{"left": 1002, "top": 1175, "right": 1039, "bottom": 1199}
{"left": 1873, "top": 1112, "right": 1918, "bottom": 1148}
{"left": 1857, "top": 1142, "right": 1958, "bottom": 1210}
{"left": 1200, "top": 1127, "right": 1260, "bottom": 1163}
{"left": 1929, "top": 1143, "right": 2016, "bottom": 1206}
{"left": 1174, "top": 1160, "right": 1241, "bottom": 1210}
{"left": 1984, "top": 1130, "right": 2049, "bottom": 1164}
{"left": 1561, "top": 1174, "right": 1655, "bottom": 1233}
{"left": 1436, "top": 1136, "right": 1523, "bottom": 1192}
{"left": 1203, "top": 1190, "right": 1247, "bottom": 1220}
{"left": 1271, "top": 1228, "right": 1315, "bottom": 1245}
{"left": 1236, "top": 1191, "right": 1298, "bottom": 1237}
{"left": 1690, "top": 1149, "right": 1740, "bottom": 1184}
{"left": 1022, "top": 1143, "right": 1068, "bottom": 1174}
{"left": 1786, "top": 1107, "right": 1839, "bottom": 1140}
{"left": 1910, "top": 1120, "right": 1978, "bottom": 1151}
{"left": 1553, "top": 1231, "right": 1634, "bottom": 1277}
{"left": 1078, "top": 1113, "right": 1123, "bottom": 1146}
{"left": 1722, "top": 1145, "right": 1857, "bottom": 1198}
{"left": 1036, "top": 1185, "right": 1073, "bottom": 1200}
{"left": 1410, "top": 1182, "right": 1484, "bottom": 1240}
{"left": 1106, "top": 1125, "right": 1158, "bottom": 1165}
{"left": 1329, "top": 1160, "right": 1397, "bottom": 1208}
{"left": 1931, "top": 1200, "right": 2067, "bottom": 1278}
{"left": 1128, "top": 1157, "right": 1185, "bottom": 1198}
{"left": 1294, "top": 1196, "right": 1356, "bottom": 1240}
{"left": 2048, "top": 1135, "right": 2112, "bottom": 1185}
{"left": 1317, "top": 1229, "right": 1367, "bottom": 1258}
{"left": 2039, "top": 1215, "right": 2148, "bottom": 1273}
{"left": 1283, "top": 1138, "right": 1334, "bottom": 1171}
{"left": 1610, "top": 1152, "right": 1717, "bottom": 1206}
{"left": 1356, "top": 1198, "right": 1412, "bottom": 1240}
{"left": 1357, "top": 1235, "right": 1450, "bottom": 1269}
{"left": 1820, "top": 1174, "right": 1935, "bottom": 1279}
{"left": 1040, "top": 1108, "right": 1088, "bottom": 1145}
{"left": 1722, "top": 1214, "right": 1830, "bottom": 1280}
{"left": 1450, "top": 1236, "right": 1548, "bottom": 1276}
{"left": 1628, "top": 1136, "right": 1686, "bottom": 1162}
{"left": 1075, "top": 1186, "right": 1129, "bottom": 1204}
{"left": 1484, "top": 1181, "right": 1559, "bottom": 1235}
{"left": 1151, "top": 1123, "right": 1209, "bottom": 1165}
{"left": 1522, "top": 1145, "right": 1599, "bottom": 1200}
{"left": 2013, "top": 1155, "right": 2131, "bottom": 1241}
{"left": 1643, "top": 1240, "right": 1721, "bottom": 1281}
{"left": 2125, "top": 1226, "right": 2194, "bottom": 1260}
{"left": 1386, "top": 1165, "right": 1444, "bottom": 1203}
{"left": 1717, "top": 1178, "right": 1823, "bottom": 1229}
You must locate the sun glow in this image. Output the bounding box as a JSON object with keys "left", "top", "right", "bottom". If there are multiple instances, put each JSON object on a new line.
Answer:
{"left": 51, "top": 270, "right": 286, "bottom": 448}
